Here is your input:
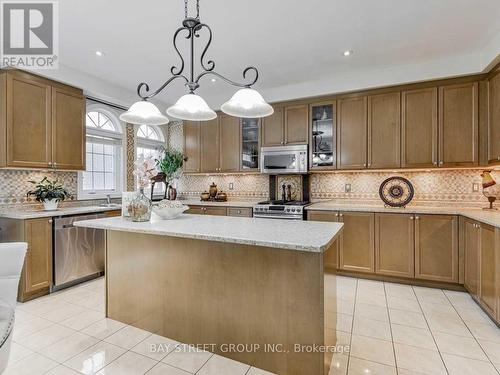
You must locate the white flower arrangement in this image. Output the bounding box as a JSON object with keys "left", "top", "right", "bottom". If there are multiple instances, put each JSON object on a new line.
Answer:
{"left": 134, "top": 156, "right": 158, "bottom": 189}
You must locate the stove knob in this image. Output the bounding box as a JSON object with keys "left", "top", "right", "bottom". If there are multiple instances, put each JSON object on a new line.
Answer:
{"left": 291, "top": 208, "right": 296, "bottom": 212}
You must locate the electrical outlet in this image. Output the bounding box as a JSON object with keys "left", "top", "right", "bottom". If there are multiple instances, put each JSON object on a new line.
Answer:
{"left": 472, "top": 183, "right": 480, "bottom": 192}
{"left": 345, "top": 183, "right": 352, "bottom": 193}
{"left": 229, "top": 183, "right": 234, "bottom": 190}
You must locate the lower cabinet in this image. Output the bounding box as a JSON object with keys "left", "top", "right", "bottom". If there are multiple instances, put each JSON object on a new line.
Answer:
{"left": 307, "top": 210, "right": 340, "bottom": 269}
{"left": 186, "top": 206, "right": 227, "bottom": 216}
{"left": 463, "top": 218, "right": 480, "bottom": 296}
{"left": 338, "top": 212, "right": 375, "bottom": 273}
{"left": 226, "top": 207, "right": 252, "bottom": 217}
{"left": 479, "top": 223, "right": 497, "bottom": 317}
{"left": 375, "top": 213, "right": 414, "bottom": 278}
{"left": 415, "top": 214, "right": 459, "bottom": 283}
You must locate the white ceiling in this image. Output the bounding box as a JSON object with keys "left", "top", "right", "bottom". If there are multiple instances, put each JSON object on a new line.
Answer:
{"left": 40, "top": 0, "right": 500, "bottom": 109}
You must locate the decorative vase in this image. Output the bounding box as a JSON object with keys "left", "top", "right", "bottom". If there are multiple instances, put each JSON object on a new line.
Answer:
{"left": 129, "top": 188, "right": 152, "bottom": 222}
{"left": 43, "top": 199, "right": 59, "bottom": 211}
{"left": 168, "top": 185, "right": 177, "bottom": 200}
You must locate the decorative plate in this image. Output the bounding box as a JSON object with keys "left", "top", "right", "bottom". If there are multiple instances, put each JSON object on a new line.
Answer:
{"left": 379, "top": 177, "right": 414, "bottom": 208}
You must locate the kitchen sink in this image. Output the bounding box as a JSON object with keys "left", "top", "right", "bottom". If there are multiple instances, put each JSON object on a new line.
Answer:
{"left": 99, "top": 203, "right": 121, "bottom": 208}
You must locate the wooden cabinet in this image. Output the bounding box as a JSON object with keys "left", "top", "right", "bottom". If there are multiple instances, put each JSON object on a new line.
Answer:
{"left": 19, "top": 218, "right": 53, "bottom": 301}
{"left": 284, "top": 105, "right": 308, "bottom": 145}
{"left": 51, "top": 86, "right": 85, "bottom": 170}
{"left": 375, "top": 213, "right": 414, "bottom": 278}
{"left": 200, "top": 118, "right": 220, "bottom": 173}
{"left": 463, "top": 218, "right": 480, "bottom": 296}
{"left": 438, "top": 82, "right": 479, "bottom": 167}
{"left": 262, "top": 106, "right": 284, "bottom": 146}
{"left": 488, "top": 71, "right": 500, "bottom": 164}
{"left": 219, "top": 115, "right": 240, "bottom": 172}
{"left": 310, "top": 102, "right": 336, "bottom": 170}
{"left": 183, "top": 120, "right": 201, "bottom": 173}
{"left": 367, "top": 92, "right": 401, "bottom": 169}
{"left": 241, "top": 118, "right": 260, "bottom": 171}
{"left": 338, "top": 212, "right": 375, "bottom": 273}
{"left": 227, "top": 207, "right": 253, "bottom": 217}
{"left": 479, "top": 223, "right": 497, "bottom": 317}
{"left": 186, "top": 205, "right": 227, "bottom": 216}
{"left": 307, "top": 210, "right": 340, "bottom": 270}
{"left": 337, "top": 97, "right": 367, "bottom": 169}
{"left": 0, "top": 70, "right": 85, "bottom": 170}
{"left": 401, "top": 87, "right": 438, "bottom": 168}
{"left": 415, "top": 215, "right": 458, "bottom": 283}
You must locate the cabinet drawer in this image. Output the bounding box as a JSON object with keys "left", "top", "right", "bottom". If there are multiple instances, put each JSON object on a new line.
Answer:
{"left": 227, "top": 207, "right": 252, "bottom": 217}
{"left": 186, "top": 205, "right": 227, "bottom": 216}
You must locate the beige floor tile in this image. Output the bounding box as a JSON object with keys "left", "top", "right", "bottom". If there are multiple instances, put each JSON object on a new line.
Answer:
{"left": 17, "top": 298, "right": 70, "bottom": 316}
{"left": 426, "top": 313, "right": 472, "bottom": 337}
{"left": 348, "top": 357, "right": 397, "bottom": 375}
{"left": 246, "top": 367, "right": 276, "bottom": 375}
{"left": 413, "top": 286, "right": 447, "bottom": 301}
{"left": 352, "top": 316, "right": 392, "bottom": 341}
{"left": 336, "top": 330, "right": 352, "bottom": 348}
{"left": 64, "top": 341, "right": 126, "bottom": 374}
{"left": 387, "top": 296, "right": 421, "bottom": 313}
{"left": 60, "top": 310, "right": 105, "bottom": 331}
{"left": 433, "top": 331, "right": 488, "bottom": 361}
{"left": 39, "top": 331, "right": 100, "bottom": 363}
{"left": 197, "top": 354, "right": 250, "bottom": 375}
{"left": 131, "top": 333, "right": 179, "bottom": 361}
{"left": 104, "top": 325, "right": 152, "bottom": 350}
{"left": 3, "top": 352, "right": 58, "bottom": 375}
{"left": 39, "top": 304, "right": 88, "bottom": 323}
{"left": 394, "top": 343, "right": 447, "bottom": 375}
{"left": 161, "top": 344, "right": 213, "bottom": 373}
{"left": 13, "top": 316, "right": 55, "bottom": 340}
{"left": 95, "top": 351, "right": 157, "bottom": 375}
{"left": 384, "top": 283, "right": 416, "bottom": 300}
{"left": 327, "top": 297, "right": 355, "bottom": 315}
{"left": 7, "top": 342, "right": 34, "bottom": 364}
{"left": 478, "top": 339, "right": 500, "bottom": 364}
{"left": 388, "top": 309, "right": 427, "bottom": 329}
{"left": 81, "top": 318, "right": 126, "bottom": 340}
{"left": 45, "top": 365, "right": 83, "bottom": 375}
{"left": 467, "top": 322, "right": 500, "bottom": 343}
{"left": 146, "top": 362, "right": 192, "bottom": 375}
{"left": 356, "top": 290, "right": 387, "bottom": 307}
{"left": 13, "top": 309, "right": 39, "bottom": 324}
{"left": 391, "top": 323, "right": 437, "bottom": 350}
{"left": 336, "top": 313, "right": 353, "bottom": 333}
{"left": 420, "top": 301, "right": 459, "bottom": 316}
{"left": 354, "top": 302, "right": 389, "bottom": 322}
{"left": 457, "top": 307, "right": 496, "bottom": 326}
{"left": 17, "top": 323, "right": 75, "bottom": 351}
{"left": 350, "top": 334, "right": 395, "bottom": 366}
{"left": 328, "top": 353, "right": 348, "bottom": 375}
{"left": 442, "top": 353, "right": 498, "bottom": 375}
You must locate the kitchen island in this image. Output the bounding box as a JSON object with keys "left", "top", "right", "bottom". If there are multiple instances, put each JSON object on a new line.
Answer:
{"left": 76, "top": 214, "right": 343, "bottom": 375}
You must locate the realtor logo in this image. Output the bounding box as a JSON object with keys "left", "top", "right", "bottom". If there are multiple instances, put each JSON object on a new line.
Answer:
{"left": 1, "top": 0, "right": 59, "bottom": 69}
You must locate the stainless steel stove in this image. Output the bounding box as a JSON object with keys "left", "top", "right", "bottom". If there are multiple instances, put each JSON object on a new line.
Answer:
{"left": 253, "top": 200, "right": 309, "bottom": 220}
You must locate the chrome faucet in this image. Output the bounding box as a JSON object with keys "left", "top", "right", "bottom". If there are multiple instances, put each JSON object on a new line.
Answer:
{"left": 106, "top": 194, "right": 111, "bottom": 205}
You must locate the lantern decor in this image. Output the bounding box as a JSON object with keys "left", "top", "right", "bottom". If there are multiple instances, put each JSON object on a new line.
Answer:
{"left": 481, "top": 170, "right": 500, "bottom": 210}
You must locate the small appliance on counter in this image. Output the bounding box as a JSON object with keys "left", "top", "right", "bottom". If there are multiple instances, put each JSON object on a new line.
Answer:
{"left": 200, "top": 182, "right": 228, "bottom": 202}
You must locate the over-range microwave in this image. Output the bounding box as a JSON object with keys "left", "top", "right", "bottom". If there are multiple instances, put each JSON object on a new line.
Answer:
{"left": 260, "top": 145, "right": 308, "bottom": 174}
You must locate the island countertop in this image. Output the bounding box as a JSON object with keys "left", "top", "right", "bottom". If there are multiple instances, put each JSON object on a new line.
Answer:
{"left": 75, "top": 215, "right": 343, "bottom": 253}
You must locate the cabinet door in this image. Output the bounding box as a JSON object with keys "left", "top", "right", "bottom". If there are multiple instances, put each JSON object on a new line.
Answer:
{"left": 52, "top": 86, "right": 85, "bottom": 170}
{"left": 219, "top": 115, "right": 240, "bottom": 172}
{"left": 415, "top": 215, "right": 458, "bottom": 283}
{"left": 488, "top": 71, "right": 500, "bottom": 164}
{"left": 375, "top": 213, "right": 414, "bottom": 278}
{"left": 23, "top": 218, "right": 52, "bottom": 294}
{"left": 6, "top": 72, "right": 51, "bottom": 168}
{"left": 310, "top": 102, "right": 336, "bottom": 169}
{"left": 479, "top": 224, "right": 497, "bottom": 316}
{"left": 204, "top": 207, "right": 227, "bottom": 216}
{"left": 241, "top": 118, "right": 260, "bottom": 171}
{"left": 401, "top": 87, "right": 438, "bottom": 168}
{"left": 338, "top": 212, "right": 375, "bottom": 273}
{"left": 284, "top": 104, "right": 308, "bottom": 145}
{"left": 185, "top": 205, "right": 204, "bottom": 215}
{"left": 464, "top": 219, "right": 480, "bottom": 296}
{"left": 183, "top": 121, "right": 201, "bottom": 173}
{"left": 200, "top": 118, "right": 220, "bottom": 173}
{"left": 438, "top": 82, "right": 478, "bottom": 167}
{"left": 337, "top": 97, "right": 367, "bottom": 169}
{"left": 262, "top": 107, "right": 284, "bottom": 146}
{"left": 227, "top": 207, "right": 252, "bottom": 217}
{"left": 307, "top": 210, "right": 340, "bottom": 270}
{"left": 368, "top": 92, "right": 401, "bottom": 169}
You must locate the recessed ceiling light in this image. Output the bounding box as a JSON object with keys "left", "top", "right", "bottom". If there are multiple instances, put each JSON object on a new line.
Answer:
{"left": 343, "top": 50, "right": 353, "bottom": 57}
{"left": 95, "top": 51, "right": 105, "bottom": 57}
{"left": 211, "top": 78, "right": 217, "bottom": 82}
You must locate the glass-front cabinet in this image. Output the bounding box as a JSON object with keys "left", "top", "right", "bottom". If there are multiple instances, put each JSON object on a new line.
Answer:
{"left": 310, "top": 101, "right": 336, "bottom": 169}
{"left": 241, "top": 118, "right": 260, "bottom": 170}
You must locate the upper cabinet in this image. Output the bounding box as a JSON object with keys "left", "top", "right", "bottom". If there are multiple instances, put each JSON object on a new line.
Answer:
{"left": 337, "top": 96, "right": 367, "bottom": 170}
{"left": 438, "top": 82, "right": 479, "bottom": 167}
{"left": 200, "top": 118, "right": 220, "bottom": 173}
{"left": 310, "top": 101, "right": 336, "bottom": 169}
{"left": 488, "top": 71, "right": 500, "bottom": 164}
{"left": 401, "top": 87, "right": 438, "bottom": 168}
{"left": 0, "top": 70, "right": 85, "bottom": 170}
{"left": 183, "top": 120, "right": 201, "bottom": 173}
{"left": 241, "top": 118, "right": 260, "bottom": 171}
{"left": 367, "top": 92, "right": 401, "bottom": 169}
{"left": 219, "top": 114, "right": 240, "bottom": 172}
{"left": 262, "top": 105, "right": 308, "bottom": 147}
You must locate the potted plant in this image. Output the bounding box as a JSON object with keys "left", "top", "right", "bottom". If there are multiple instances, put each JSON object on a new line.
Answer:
{"left": 156, "top": 147, "right": 186, "bottom": 200}
{"left": 27, "top": 177, "right": 71, "bottom": 211}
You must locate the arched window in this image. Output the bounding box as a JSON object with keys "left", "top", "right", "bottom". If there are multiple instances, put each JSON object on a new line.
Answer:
{"left": 78, "top": 106, "right": 124, "bottom": 199}
{"left": 136, "top": 125, "right": 165, "bottom": 160}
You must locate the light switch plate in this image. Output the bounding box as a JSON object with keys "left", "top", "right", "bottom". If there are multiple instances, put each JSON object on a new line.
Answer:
{"left": 345, "top": 183, "right": 352, "bottom": 193}
{"left": 472, "top": 183, "right": 480, "bottom": 192}
{"left": 229, "top": 183, "right": 234, "bottom": 190}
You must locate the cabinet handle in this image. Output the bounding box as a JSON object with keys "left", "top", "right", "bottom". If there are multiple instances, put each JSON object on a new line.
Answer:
{"left": 284, "top": 139, "right": 288, "bottom": 144}
{"left": 410, "top": 216, "right": 414, "bottom": 220}
{"left": 237, "top": 210, "right": 241, "bottom": 214}
{"left": 439, "top": 161, "right": 443, "bottom": 166}
{"left": 334, "top": 213, "right": 339, "bottom": 217}
{"left": 48, "top": 219, "right": 53, "bottom": 224}
{"left": 339, "top": 213, "right": 343, "bottom": 217}
{"left": 415, "top": 216, "right": 420, "bottom": 220}
{"left": 497, "top": 156, "right": 500, "bottom": 161}
{"left": 433, "top": 162, "right": 437, "bottom": 166}
{"left": 280, "top": 141, "right": 284, "bottom": 145}
{"left": 363, "top": 163, "right": 367, "bottom": 167}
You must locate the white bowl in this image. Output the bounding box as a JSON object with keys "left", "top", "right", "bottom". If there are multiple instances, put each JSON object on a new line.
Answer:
{"left": 152, "top": 205, "right": 189, "bottom": 220}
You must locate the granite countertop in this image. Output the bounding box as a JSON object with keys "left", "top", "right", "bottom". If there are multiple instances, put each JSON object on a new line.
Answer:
{"left": 306, "top": 201, "right": 500, "bottom": 229}
{"left": 75, "top": 215, "right": 343, "bottom": 253}
{"left": 0, "top": 205, "right": 122, "bottom": 219}
{"left": 178, "top": 199, "right": 260, "bottom": 208}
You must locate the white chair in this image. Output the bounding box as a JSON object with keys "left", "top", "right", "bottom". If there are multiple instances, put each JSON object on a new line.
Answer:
{"left": 0, "top": 242, "right": 27, "bottom": 373}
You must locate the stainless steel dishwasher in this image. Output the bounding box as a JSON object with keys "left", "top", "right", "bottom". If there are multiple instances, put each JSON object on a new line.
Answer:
{"left": 53, "top": 213, "right": 106, "bottom": 290}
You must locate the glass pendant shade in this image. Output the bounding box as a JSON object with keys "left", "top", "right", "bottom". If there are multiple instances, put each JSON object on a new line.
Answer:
{"left": 119, "top": 101, "right": 169, "bottom": 125}
{"left": 166, "top": 93, "right": 217, "bottom": 121}
{"left": 221, "top": 88, "right": 274, "bottom": 118}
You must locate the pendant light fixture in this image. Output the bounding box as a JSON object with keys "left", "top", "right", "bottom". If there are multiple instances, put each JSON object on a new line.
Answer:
{"left": 120, "top": 0, "right": 273, "bottom": 125}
